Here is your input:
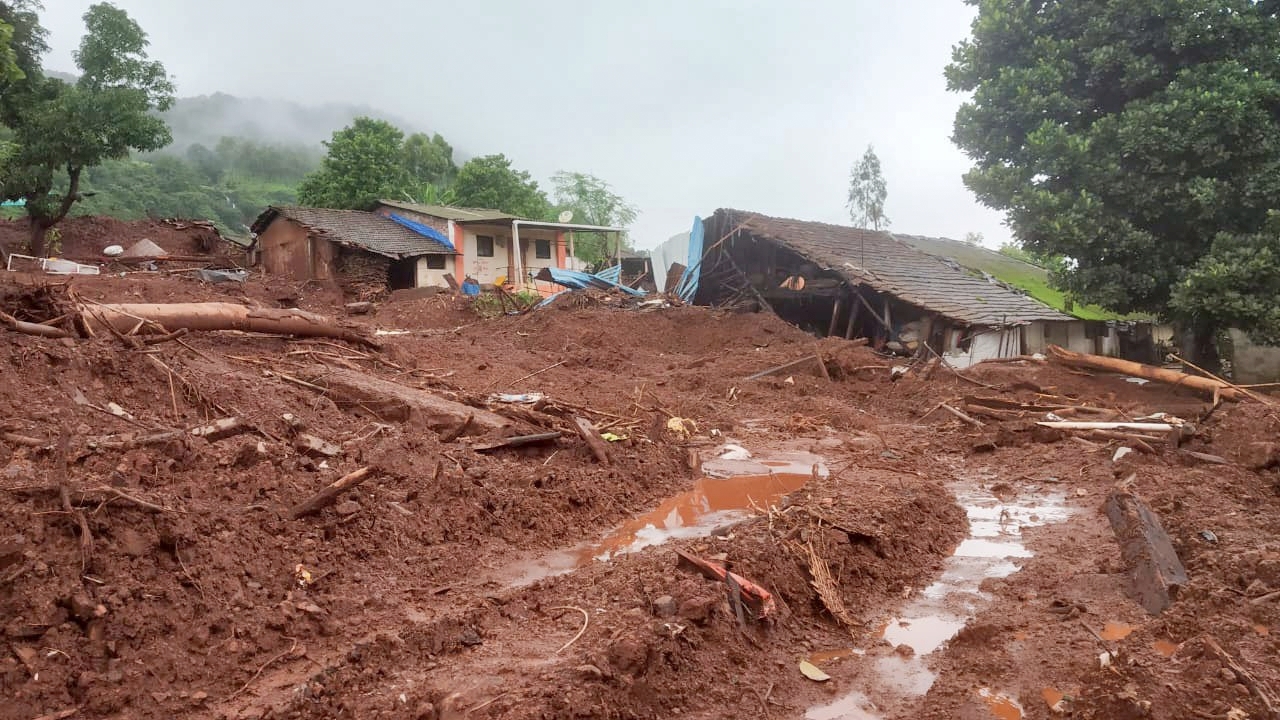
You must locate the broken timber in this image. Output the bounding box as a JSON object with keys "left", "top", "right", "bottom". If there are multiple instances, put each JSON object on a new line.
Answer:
{"left": 297, "top": 367, "right": 510, "bottom": 434}
{"left": 572, "top": 416, "right": 611, "bottom": 464}
{"left": 472, "top": 431, "right": 562, "bottom": 452}
{"left": 747, "top": 353, "right": 829, "bottom": 381}
{"left": 79, "top": 302, "right": 379, "bottom": 349}
{"left": 289, "top": 467, "right": 376, "bottom": 519}
{"left": 1047, "top": 345, "right": 1243, "bottom": 401}
{"left": 1103, "top": 490, "right": 1189, "bottom": 615}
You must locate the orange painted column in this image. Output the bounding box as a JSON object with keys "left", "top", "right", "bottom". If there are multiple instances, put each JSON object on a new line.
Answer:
{"left": 452, "top": 223, "right": 465, "bottom": 277}
{"left": 555, "top": 231, "right": 567, "bottom": 268}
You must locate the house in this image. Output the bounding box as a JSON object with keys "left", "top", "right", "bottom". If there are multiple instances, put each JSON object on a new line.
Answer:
{"left": 250, "top": 206, "right": 456, "bottom": 291}
{"left": 373, "top": 200, "right": 626, "bottom": 294}
{"left": 668, "top": 209, "right": 1161, "bottom": 364}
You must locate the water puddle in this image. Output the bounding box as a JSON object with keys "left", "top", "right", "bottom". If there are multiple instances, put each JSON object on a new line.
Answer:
{"left": 806, "top": 690, "right": 880, "bottom": 720}
{"left": 808, "top": 482, "right": 1069, "bottom": 719}
{"left": 1100, "top": 621, "right": 1135, "bottom": 641}
{"left": 1153, "top": 639, "right": 1179, "bottom": 657}
{"left": 497, "top": 447, "right": 825, "bottom": 587}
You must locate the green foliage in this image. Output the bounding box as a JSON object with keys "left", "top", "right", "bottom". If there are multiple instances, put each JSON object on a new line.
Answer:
{"left": 452, "top": 154, "right": 550, "bottom": 219}
{"left": 470, "top": 289, "right": 541, "bottom": 318}
{"left": 1172, "top": 221, "right": 1280, "bottom": 345}
{"left": 297, "top": 117, "right": 408, "bottom": 209}
{"left": 1, "top": 20, "right": 22, "bottom": 82}
{"left": 846, "top": 144, "right": 889, "bottom": 230}
{"left": 0, "top": 2, "right": 174, "bottom": 254}
{"left": 402, "top": 132, "right": 455, "bottom": 189}
{"left": 550, "top": 170, "right": 637, "bottom": 266}
{"left": 947, "top": 0, "right": 1280, "bottom": 340}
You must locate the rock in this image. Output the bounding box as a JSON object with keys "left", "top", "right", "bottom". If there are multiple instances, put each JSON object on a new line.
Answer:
{"left": 894, "top": 644, "right": 915, "bottom": 658}
{"left": 282, "top": 413, "right": 306, "bottom": 434}
{"left": 459, "top": 628, "right": 483, "bottom": 646}
{"left": 334, "top": 501, "right": 361, "bottom": 517}
{"left": 192, "top": 691, "right": 209, "bottom": 703}
{"left": 652, "top": 595, "right": 677, "bottom": 618}
{"left": 575, "top": 664, "right": 606, "bottom": 680}
{"left": 345, "top": 302, "right": 375, "bottom": 315}
{"left": 233, "top": 441, "right": 269, "bottom": 468}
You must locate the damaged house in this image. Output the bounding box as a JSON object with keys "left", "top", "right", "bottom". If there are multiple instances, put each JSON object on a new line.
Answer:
{"left": 684, "top": 209, "right": 1157, "bottom": 364}
{"left": 250, "top": 206, "right": 456, "bottom": 294}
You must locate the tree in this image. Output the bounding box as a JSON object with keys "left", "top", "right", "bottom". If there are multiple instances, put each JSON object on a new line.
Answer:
{"left": 402, "top": 132, "right": 455, "bottom": 188}
{"left": 846, "top": 144, "right": 889, "bottom": 230}
{"left": 1, "top": 2, "right": 174, "bottom": 255}
{"left": 962, "top": 231, "right": 983, "bottom": 246}
{"left": 297, "top": 117, "right": 407, "bottom": 209}
{"left": 1171, "top": 219, "right": 1280, "bottom": 346}
{"left": 1, "top": 19, "right": 22, "bottom": 82}
{"left": 550, "top": 171, "right": 638, "bottom": 265}
{"left": 452, "top": 154, "right": 549, "bottom": 219}
{"left": 947, "top": 1, "right": 1280, "bottom": 360}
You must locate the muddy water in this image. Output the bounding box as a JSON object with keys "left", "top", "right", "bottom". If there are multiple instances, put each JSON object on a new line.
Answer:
{"left": 497, "top": 448, "right": 826, "bottom": 587}
{"left": 806, "top": 483, "right": 1069, "bottom": 720}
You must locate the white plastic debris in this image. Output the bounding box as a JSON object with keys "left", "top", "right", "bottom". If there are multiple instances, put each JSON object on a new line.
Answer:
{"left": 102, "top": 245, "right": 124, "bottom": 257}
{"left": 1113, "top": 447, "right": 1134, "bottom": 463}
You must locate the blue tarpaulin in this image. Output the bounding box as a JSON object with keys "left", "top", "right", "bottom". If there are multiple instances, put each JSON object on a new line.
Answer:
{"left": 388, "top": 213, "right": 454, "bottom": 251}
{"left": 674, "top": 216, "right": 705, "bottom": 303}
{"left": 534, "top": 266, "right": 647, "bottom": 296}
{"left": 594, "top": 264, "right": 622, "bottom": 283}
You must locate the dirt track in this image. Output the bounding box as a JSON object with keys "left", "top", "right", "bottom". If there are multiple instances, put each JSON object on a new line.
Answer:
{"left": 2, "top": 271, "right": 1278, "bottom": 720}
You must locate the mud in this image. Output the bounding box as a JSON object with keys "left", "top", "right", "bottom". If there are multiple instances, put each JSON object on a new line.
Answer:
{"left": 1, "top": 269, "right": 1278, "bottom": 720}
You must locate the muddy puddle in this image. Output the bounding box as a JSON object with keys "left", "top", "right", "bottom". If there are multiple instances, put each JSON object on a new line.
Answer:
{"left": 806, "top": 482, "right": 1070, "bottom": 720}
{"left": 495, "top": 446, "right": 826, "bottom": 587}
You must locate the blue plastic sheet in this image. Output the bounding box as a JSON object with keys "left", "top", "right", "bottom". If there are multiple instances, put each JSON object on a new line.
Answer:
{"left": 388, "top": 213, "right": 454, "bottom": 251}
{"left": 536, "top": 266, "right": 647, "bottom": 296}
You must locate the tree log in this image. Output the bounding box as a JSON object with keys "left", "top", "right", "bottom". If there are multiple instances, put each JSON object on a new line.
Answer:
{"left": 78, "top": 302, "right": 378, "bottom": 349}
{"left": 1046, "top": 345, "right": 1241, "bottom": 400}
{"left": 572, "top": 416, "right": 611, "bottom": 464}
{"left": 289, "top": 467, "right": 375, "bottom": 519}
{"left": 0, "top": 310, "right": 71, "bottom": 339}
{"left": 300, "top": 367, "right": 511, "bottom": 434}
{"left": 1103, "top": 490, "right": 1188, "bottom": 615}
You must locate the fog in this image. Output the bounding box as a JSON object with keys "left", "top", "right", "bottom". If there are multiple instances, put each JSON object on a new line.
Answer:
{"left": 39, "top": 0, "right": 1008, "bottom": 249}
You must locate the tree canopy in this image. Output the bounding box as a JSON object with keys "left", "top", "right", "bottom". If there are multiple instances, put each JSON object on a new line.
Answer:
{"left": 947, "top": 0, "right": 1280, "bottom": 350}
{"left": 846, "top": 145, "right": 889, "bottom": 230}
{"left": 297, "top": 117, "right": 408, "bottom": 209}
{"left": 452, "top": 154, "right": 550, "bottom": 219}
{"left": 550, "top": 171, "right": 637, "bottom": 265}
{"left": 0, "top": 1, "right": 174, "bottom": 255}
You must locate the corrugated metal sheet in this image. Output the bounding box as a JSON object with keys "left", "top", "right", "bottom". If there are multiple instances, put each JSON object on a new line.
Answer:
{"left": 713, "top": 209, "right": 1074, "bottom": 326}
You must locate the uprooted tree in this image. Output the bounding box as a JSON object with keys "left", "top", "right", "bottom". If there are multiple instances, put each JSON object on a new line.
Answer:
{"left": 0, "top": 1, "right": 174, "bottom": 256}
{"left": 947, "top": 0, "right": 1280, "bottom": 365}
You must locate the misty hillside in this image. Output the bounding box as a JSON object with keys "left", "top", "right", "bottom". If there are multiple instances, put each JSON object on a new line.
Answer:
{"left": 160, "top": 93, "right": 427, "bottom": 152}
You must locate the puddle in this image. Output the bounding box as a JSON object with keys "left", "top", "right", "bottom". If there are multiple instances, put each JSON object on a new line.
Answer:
{"left": 1042, "top": 687, "right": 1065, "bottom": 711}
{"left": 498, "top": 447, "right": 825, "bottom": 587}
{"left": 811, "top": 482, "right": 1069, "bottom": 717}
{"left": 807, "top": 647, "right": 866, "bottom": 664}
{"left": 1100, "top": 621, "right": 1135, "bottom": 641}
{"left": 806, "top": 690, "right": 880, "bottom": 720}
{"left": 979, "top": 688, "right": 1023, "bottom": 719}
{"left": 1153, "top": 639, "right": 1179, "bottom": 657}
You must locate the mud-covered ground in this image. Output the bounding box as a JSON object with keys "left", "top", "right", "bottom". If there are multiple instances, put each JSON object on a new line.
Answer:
{"left": 1, "top": 270, "right": 1277, "bottom": 720}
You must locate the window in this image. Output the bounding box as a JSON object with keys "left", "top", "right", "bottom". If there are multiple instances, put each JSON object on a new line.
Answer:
{"left": 425, "top": 255, "right": 446, "bottom": 270}
{"left": 534, "top": 238, "right": 551, "bottom": 259}
{"left": 476, "top": 235, "right": 495, "bottom": 257}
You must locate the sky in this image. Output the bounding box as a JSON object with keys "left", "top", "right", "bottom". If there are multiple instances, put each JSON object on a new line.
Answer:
{"left": 38, "top": 0, "right": 1011, "bottom": 251}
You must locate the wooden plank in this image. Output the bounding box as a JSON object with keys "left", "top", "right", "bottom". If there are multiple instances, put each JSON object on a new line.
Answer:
{"left": 472, "top": 431, "right": 562, "bottom": 452}
{"left": 1103, "top": 490, "right": 1189, "bottom": 615}
{"left": 572, "top": 416, "right": 611, "bottom": 464}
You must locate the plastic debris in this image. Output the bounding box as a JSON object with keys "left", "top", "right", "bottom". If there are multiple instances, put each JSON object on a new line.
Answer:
{"left": 799, "top": 660, "right": 831, "bottom": 682}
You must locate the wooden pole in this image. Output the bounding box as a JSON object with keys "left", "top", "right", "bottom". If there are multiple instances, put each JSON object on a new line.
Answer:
{"left": 827, "top": 296, "right": 844, "bottom": 337}
{"left": 844, "top": 292, "right": 861, "bottom": 339}
{"left": 289, "top": 467, "right": 375, "bottom": 519}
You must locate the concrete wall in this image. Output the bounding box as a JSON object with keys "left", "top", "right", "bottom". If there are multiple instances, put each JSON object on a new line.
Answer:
{"left": 414, "top": 255, "right": 455, "bottom": 289}
{"left": 459, "top": 225, "right": 512, "bottom": 285}
{"left": 1230, "top": 329, "right": 1280, "bottom": 383}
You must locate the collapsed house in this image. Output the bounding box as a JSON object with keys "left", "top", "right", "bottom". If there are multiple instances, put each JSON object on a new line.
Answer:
{"left": 679, "top": 209, "right": 1159, "bottom": 364}
{"left": 250, "top": 206, "right": 456, "bottom": 294}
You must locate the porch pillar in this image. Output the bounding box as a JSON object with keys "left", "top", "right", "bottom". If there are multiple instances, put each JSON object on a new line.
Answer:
{"left": 512, "top": 223, "right": 525, "bottom": 290}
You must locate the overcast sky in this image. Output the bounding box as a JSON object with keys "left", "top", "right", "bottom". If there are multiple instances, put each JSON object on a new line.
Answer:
{"left": 39, "top": 0, "right": 1009, "bottom": 250}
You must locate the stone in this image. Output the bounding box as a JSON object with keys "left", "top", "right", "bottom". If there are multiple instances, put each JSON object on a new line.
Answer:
{"left": 334, "top": 501, "right": 361, "bottom": 517}
{"left": 652, "top": 595, "right": 677, "bottom": 617}
{"left": 294, "top": 434, "right": 342, "bottom": 458}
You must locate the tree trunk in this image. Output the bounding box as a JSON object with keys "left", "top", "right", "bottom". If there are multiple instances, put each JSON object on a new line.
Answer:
{"left": 78, "top": 302, "right": 379, "bottom": 348}
{"left": 26, "top": 166, "right": 81, "bottom": 258}
{"left": 28, "top": 219, "right": 50, "bottom": 258}
{"left": 1180, "top": 322, "right": 1221, "bottom": 374}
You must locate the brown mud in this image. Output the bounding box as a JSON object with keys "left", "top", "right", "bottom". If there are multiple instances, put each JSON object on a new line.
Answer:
{"left": 0, "top": 270, "right": 1277, "bottom": 720}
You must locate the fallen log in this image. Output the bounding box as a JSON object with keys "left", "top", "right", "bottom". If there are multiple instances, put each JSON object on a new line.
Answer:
{"left": 572, "top": 416, "right": 611, "bottom": 464}
{"left": 941, "top": 403, "right": 985, "bottom": 428}
{"left": 289, "top": 467, "right": 375, "bottom": 519}
{"left": 0, "top": 310, "right": 71, "bottom": 339}
{"left": 1046, "top": 345, "right": 1242, "bottom": 401}
{"left": 78, "top": 302, "right": 378, "bottom": 349}
{"left": 297, "top": 367, "right": 510, "bottom": 434}
{"left": 1038, "top": 421, "right": 1175, "bottom": 432}
{"left": 1103, "top": 490, "right": 1189, "bottom": 615}
{"left": 746, "top": 354, "right": 827, "bottom": 381}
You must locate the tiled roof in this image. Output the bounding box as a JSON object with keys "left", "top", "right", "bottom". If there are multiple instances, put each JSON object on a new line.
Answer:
{"left": 375, "top": 200, "right": 521, "bottom": 224}
{"left": 714, "top": 209, "right": 1075, "bottom": 326}
{"left": 253, "top": 207, "right": 453, "bottom": 258}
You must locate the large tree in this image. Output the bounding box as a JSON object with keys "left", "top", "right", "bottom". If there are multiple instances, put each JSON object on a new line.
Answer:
{"left": 452, "top": 153, "right": 549, "bottom": 219}
{"left": 846, "top": 145, "right": 889, "bottom": 230}
{"left": 550, "top": 170, "right": 637, "bottom": 265}
{"left": 1, "top": 2, "right": 174, "bottom": 256}
{"left": 947, "top": 0, "right": 1280, "bottom": 358}
{"left": 297, "top": 117, "right": 408, "bottom": 209}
